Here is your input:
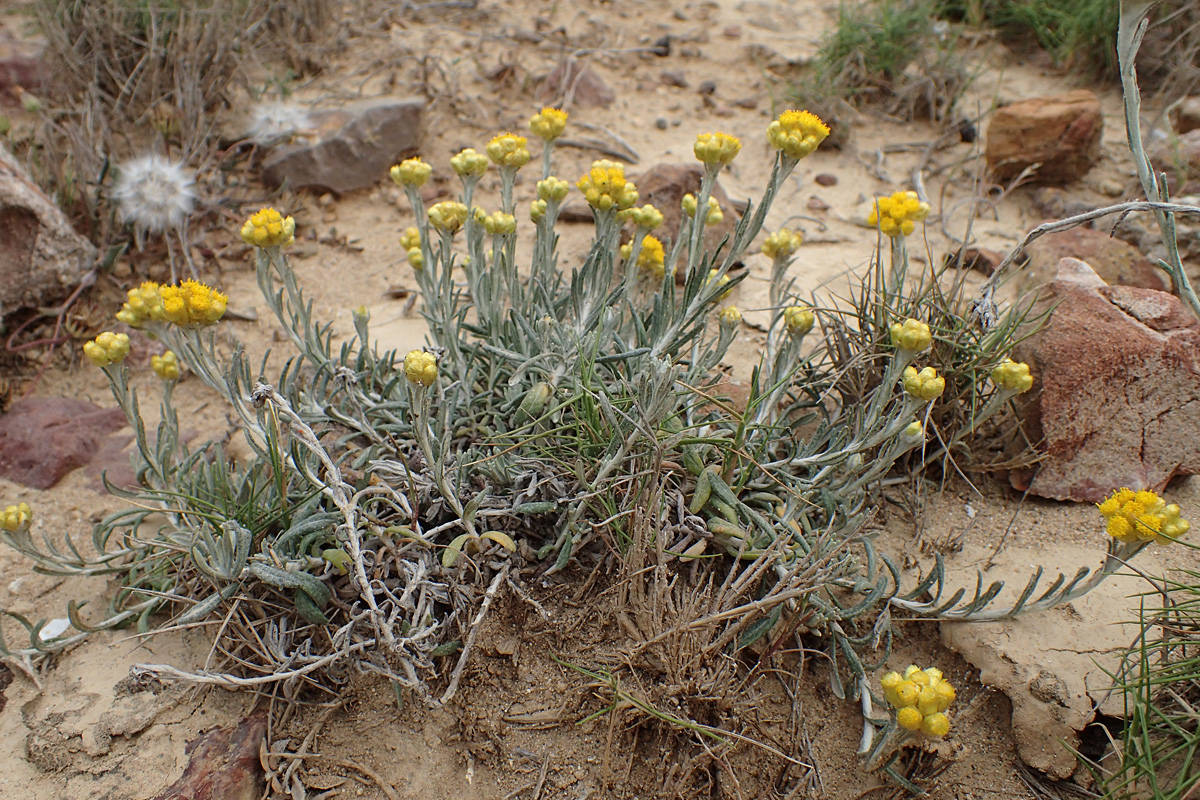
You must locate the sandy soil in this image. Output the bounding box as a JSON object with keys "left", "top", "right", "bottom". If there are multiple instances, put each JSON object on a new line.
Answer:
{"left": 2, "top": 1, "right": 1198, "bottom": 798}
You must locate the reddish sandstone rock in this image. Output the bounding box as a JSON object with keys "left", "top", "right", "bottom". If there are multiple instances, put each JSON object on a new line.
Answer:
{"left": 1017, "top": 224, "right": 1169, "bottom": 297}
{"left": 1012, "top": 258, "right": 1200, "bottom": 502}
{"left": 0, "top": 397, "right": 128, "bottom": 489}
{"left": 153, "top": 712, "right": 267, "bottom": 800}
{"left": 986, "top": 91, "right": 1103, "bottom": 184}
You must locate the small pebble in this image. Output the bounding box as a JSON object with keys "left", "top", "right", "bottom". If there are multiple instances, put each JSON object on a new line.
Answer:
{"left": 723, "top": 26, "right": 741, "bottom": 38}
{"left": 651, "top": 35, "right": 671, "bottom": 57}
{"left": 655, "top": 118, "right": 669, "bottom": 130}
{"left": 807, "top": 196, "right": 830, "bottom": 211}
{"left": 660, "top": 70, "right": 687, "bottom": 88}
{"left": 1100, "top": 179, "right": 1124, "bottom": 198}
{"left": 815, "top": 173, "right": 838, "bottom": 187}
{"left": 697, "top": 80, "right": 716, "bottom": 95}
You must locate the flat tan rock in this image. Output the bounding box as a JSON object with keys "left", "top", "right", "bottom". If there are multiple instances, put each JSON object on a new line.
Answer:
{"left": 986, "top": 90, "right": 1102, "bottom": 184}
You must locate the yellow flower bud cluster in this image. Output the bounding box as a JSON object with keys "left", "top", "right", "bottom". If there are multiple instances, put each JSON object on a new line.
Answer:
{"left": 881, "top": 666, "right": 955, "bottom": 738}
{"left": 84, "top": 331, "right": 131, "bottom": 368}
{"left": 482, "top": 211, "right": 517, "bottom": 236}
{"left": 1, "top": 502, "right": 32, "bottom": 532}
{"left": 530, "top": 200, "right": 547, "bottom": 223}
{"left": 1099, "top": 488, "right": 1190, "bottom": 544}
{"left": 390, "top": 157, "right": 432, "bottom": 188}
{"left": 767, "top": 110, "right": 830, "bottom": 161}
{"left": 486, "top": 132, "right": 531, "bottom": 169}
{"left": 868, "top": 191, "right": 931, "bottom": 238}
{"left": 991, "top": 358, "right": 1034, "bottom": 394}
{"left": 404, "top": 350, "right": 438, "bottom": 387}
{"left": 682, "top": 193, "right": 723, "bottom": 224}
{"left": 537, "top": 176, "right": 570, "bottom": 203}
{"left": 428, "top": 201, "right": 469, "bottom": 234}
{"left": 761, "top": 228, "right": 802, "bottom": 261}
{"left": 400, "top": 227, "right": 423, "bottom": 270}
{"left": 151, "top": 350, "right": 180, "bottom": 381}
{"left": 889, "top": 318, "right": 931, "bottom": 353}
{"left": 529, "top": 106, "right": 568, "bottom": 141}
{"left": 451, "top": 148, "right": 489, "bottom": 177}
{"left": 719, "top": 305, "right": 743, "bottom": 328}
{"left": 694, "top": 132, "right": 741, "bottom": 167}
{"left": 577, "top": 160, "right": 639, "bottom": 211}
{"left": 159, "top": 280, "right": 228, "bottom": 326}
{"left": 619, "top": 203, "right": 665, "bottom": 230}
{"left": 903, "top": 366, "right": 945, "bottom": 402}
{"left": 116, "top": 281, "right": 165, "bottom": 327}
{"left": 619, "top": 235, "right": 666, "bottom": 279}
{"left": 704, "top": 269, "right": 733, "bottom": 301}
{"left": 240, "top": 207, "right": 296, "bottom": 248}
{"left": 783, "top": 305, "right": 815, "bottom": 336}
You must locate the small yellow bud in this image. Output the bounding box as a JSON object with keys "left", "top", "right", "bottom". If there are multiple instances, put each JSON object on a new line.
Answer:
{"left": 485, "top": 132, "right": 531, "bottom": 169}
{"left": 991, "top": 358, "right": 1034, "bottom": 394}
{"left": 704, "top": 269, "right": 732, "bottom": 301}
{"left": 529, "top": 106, "right": 568, "bottom": 141}
{"left": 428, "top": 201, "right": 469, "bottom": 234}
{"left": 389, "top": 157, "right": 432, "bottom": 188}
{"left": 240, "top": 207, "right": 296, "bottom": 248}
{"left": 1, "top": 502, "right": 33, "bottom": 532}
{"left": 482, "top": 211, "right": 517, "bottom": 236}
{"left": 903, "top": 421, "right": 924, "bottom": 440}
{"left": 761, "top": 228, "right": 803, "bottom": 261}
{"left": 921, "top": 712, "right": 951, "bottom": 738}
{"left": 694, "top": 131, "right": 741, "bottom": 167}
{"left": 406, "top": 247, "right": 424, "bottom": 270}
{"left": 897, "top": 707, "right": 924, "bottom": 731}
{"left": 620, "top": 203, "right": 665, "bottom": 230}
{"left": 783, "top": 305, "right": 814, "bottom": 336}
{"left": 404, "top": 350, "right": 438, "bottom": 387}
{"left": 450, "top": 148, "right": 489, "bottom": 177}
{"left": 536, "top": 176, "right": 570, "bottom": 203}
{"left": 399, "top": 227, "right": 421, "bottom": 251}
{"left": 766, "top": 110, "right": 830, "bottom": 161}
{"left": 151, "top": 350, "right": 181, "bottom": 381}
{"left": 892, "top": 680, "right": 919, "bottom": 708}
{"left": 682, "top": 193, "right": 723, "bottom": 224}
{"left": 903, "top": 366, "right": 945, "bottom": 402}
{"left": 530, "top": 200, "right": 547, "bottom": 223}
{"left": 718, "top": 306, "right": 742, "bottom": 328}
{"left": 889, "top": 319, "right": 932, "bottom": 353}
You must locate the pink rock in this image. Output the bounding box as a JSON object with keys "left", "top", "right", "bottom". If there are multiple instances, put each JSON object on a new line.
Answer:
{"left": 1018, "top": 224, "right": 1169, "bottom": 297}
{"left": 986, "top": 90, "right": 1103, "bottom": 184}
{"left": 0, "top": 397, "right": 127, "bottom": 489}
{"left": 1012, "top": 258, "right": 1200, "bottom": 502}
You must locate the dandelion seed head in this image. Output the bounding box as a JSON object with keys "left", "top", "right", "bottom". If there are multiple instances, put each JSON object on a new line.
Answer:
{"left": 112, "top": 155, "right": 196, "bottom": 235}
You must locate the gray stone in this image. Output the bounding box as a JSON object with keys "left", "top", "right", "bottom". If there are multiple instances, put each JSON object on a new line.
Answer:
{"left": 261, "top": 97, "right": 424, "bottom": 195}
{"left": 0, "top": 145, "right": 97, "bottom": 322}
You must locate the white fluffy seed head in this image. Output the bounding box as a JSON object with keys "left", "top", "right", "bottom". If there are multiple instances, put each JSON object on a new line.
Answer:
{"left": 247, "top": 103, "right": 311, "bottom": 144}
{"left": 112, "top": 154, "right": 196, "bottom": 234}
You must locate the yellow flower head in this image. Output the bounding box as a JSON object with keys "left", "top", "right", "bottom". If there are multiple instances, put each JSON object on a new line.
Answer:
{"left": 151, "top": 350, "right": 181, "bottom": 381}
{"left": 482, "top": 211, "right": 517, "bottom": 236}
{"left": 450, "top": 148, "right": 490, "bottom": 178}
{"left": 883, "top": 666, "right": 955, "bottom": 738}
{"left": 404, "top": 350, "right": 438, "bottom": 387}
{"left": 84, "top": 331, "right": 131, "bottom": 368}
{"left": 682, "top": 193, "right": 723, "bottom": 224}
{"left": 400, "top": 227, "right": 421, "bottom": 252}
{"left": 903, "top": 365, "right": 945, "bottom": 402}
{"left": 486, "top": 132, "right": 531, "bottom": 169}
{"left": 116, "top": 281, "right": 165, "bottom": 328}
{"left": 719, "top": 305, "right": 743, "bottom": 328}
{"left": 992, "top": 358, "right": 1034, "bottom": 394}
{"left": 537, "top": 176, "right": 570, "bottom": 203}
{"left": 620, "top": 203, "right": 665, "bottom": 231}
{"left": 240, "top": 207, "right": 296, "bottom": 248}
{"left": 577, "top": 160, "right": 639, "bottom": 211}
{"left": 633, "top": 235, "right": 667, "bottom": 279}
{"left": 428, "top": 201, "right": 470, "bottom": 234}
{"left": 705, "top": 269, "right": 733, "bottom": 300}
{"left": 868, "top": 191, "right": 931, "bottom": 238}
{"left": 1099, "top": 488, "right": 1189, "bottom": 544}
{"left": 767, "top": 110, "right": 830, "bottom": 161}
{"left": 530, "top": 199, "right": 547, "bottom": 223}
{"left": 158, "top": 280, "right": 228, "bottom": 326}
{"left": 762, "top": 228, "right": 803, "bottom": 261}
{"left": 1, "top": 502, "right": 32, "bottom": 532}
{"left": 694, "top": 132, "right": 742, "bottom": 167}
{"left": 889, "top": 318, "right": 932, "bottom": 353}
{"left": 783, "top": 305, "right": 815, "bottom": 336}
{"left": 389, "top": 157, "right": 432, "bottom": 188}
{"left": 529, "top": 106, "right": 568, "bottom": 141}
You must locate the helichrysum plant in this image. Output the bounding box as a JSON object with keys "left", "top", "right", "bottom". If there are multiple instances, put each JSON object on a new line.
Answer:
{"left": 0, "top": 101, "right": 1183, "bottom": 789}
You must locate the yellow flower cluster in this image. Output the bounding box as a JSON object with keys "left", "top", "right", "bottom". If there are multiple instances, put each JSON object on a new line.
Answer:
{"left": 992, "top": 359, "right": 1034, "bottom": 394}
{"left": 881, "top": 666, "right": 955, "bottom": 738}
{"left": 903, "top": 366, "right": 945, "bottom": 401}
{"left": 784, "top": 305, "right": 815, "bottom": 336}
{"left": 682, "top": 193, "right": 723, "bottom": 224}
{"left": 537, "top": 177, "right": 570, "bottom": 203}
{"left": 1099, "top": 488, "right": 1190, "bottom": 544}
{"left": 529, "top": 106, "right": 568, "bottom": 141}
{"left": 705, "top": 269, "right": 732, "bottom": 300}
{"left": 390, "top": 157, "right": 432, "bottom": 188}
{"left": 1, "top": 502, "right": 32, "bottom": 532}
{"left": 404, "top": 350, "right": 438, "bottom": 387}
{"left": 620, "top": 204, "right": 665, "bottom": 230}
{"left": 577, "top": 160, "right": 639, "bottom": 211}
{"left": 159, "top": 280, "right": 228, "bottom": 326}
{"left": 84, "top": 331, "right": 131, "bottom": 368}
{"left": 486, "top": 133, "right": 531, "bottom": 169}
{"left": 429, "top": 201, "right": 469, "bottom": 234}
{"left": 620, "top": 235, "right": 667, "bottom": 279}
{"left": 240, "top": 207, "right": 296, "bottom": 248}
{"left": 762, "top": 228, "right": 803, "bottom": 261}
{"left": 694, "top": 132, "right": 741, "bottom": 167}
{"left": 530, "top": 200, "right": 547, "bottom": 223}
{"left": 719, "top": 306, "right": 743, "bottom": 328}
{"left": 151, "top": 351, "right": 180, "bottom": 381}
{"left": 767, "top": 110, "right": 830, "bottom": 161}
{"left": 868, "top": 191, "right": 931, "bottom": 238}
{"left": 451, "top": 148, "right": 489, "bottom": 177}
{"left": 116, "top": 281, "right": 165, "bottom": 328}
{"left": 889, "top": 318, "right": 932, "bottom": 353}
{"left": 482, "top": 211, "right": 517, "bottom": 236}
{"left": 400, "top": 227, "right": 423, "bottom": 269}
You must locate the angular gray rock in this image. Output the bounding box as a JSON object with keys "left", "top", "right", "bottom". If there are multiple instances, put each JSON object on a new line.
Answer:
{"left": 261, "top": 97, "right": 424, "bottom": 194}
{"left": 0, "top": 145, "right": 97, "bottom": 322}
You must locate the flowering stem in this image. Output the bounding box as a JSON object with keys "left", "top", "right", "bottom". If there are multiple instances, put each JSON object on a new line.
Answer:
{"left": 686, "top": 168, "right": 718, "bottom": 281}
{"left": 719, "top": 154, "right": 797, "bottom": 272}
{"left": 540, "top": 143, "right": 554, "bottom": 181}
